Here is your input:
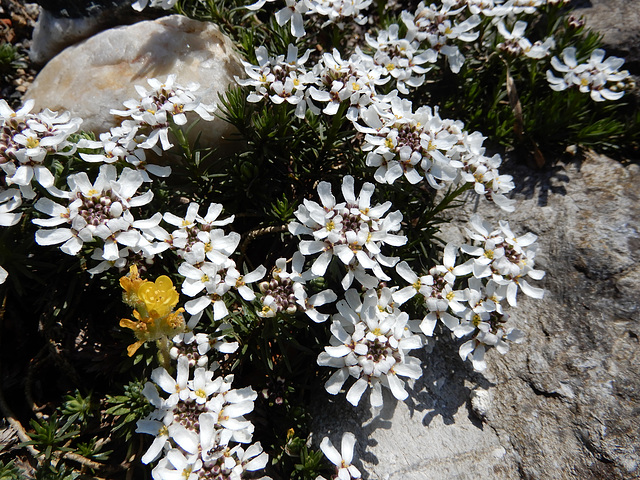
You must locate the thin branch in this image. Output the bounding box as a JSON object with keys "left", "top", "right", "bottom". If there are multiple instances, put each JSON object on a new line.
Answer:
{"left": 0, "top": 384, "right": 42, "bottom": 464}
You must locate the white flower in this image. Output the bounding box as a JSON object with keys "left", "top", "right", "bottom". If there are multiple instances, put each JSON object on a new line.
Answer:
{"left": 224, "top": 265, "right": 267, "bottom": 301}
{"left": 0, "top": 188, "right": 22, "bottom": 227}
{"left": 311, "top": 0, "right": 372, "bottom": 28}
{"left": 289, "top": 175, "right": 406, "bottom": 289}
{"left": 393, "top": 261, "right": 434, "bottom": 305}
{"left": 318, "top": 289, "right": 422, "bottom": 407}
{"left": 293, "top": 283, "right": 337, "bottom": 323}
{"left": 111, "top": 75, "right": 216, "bottom": 150}
{"left": 151, "top": 449, "right": 202, "bottom": 480}
{"left": 33, "top": 165, "right": 155, "bottom": 260}
{"left": 320, "top": 432, "right": 361, "bottom": 479}
{"left": 274, "top": 0, "right": 310, "bottom": 38}
{"left": 547, "top": 47, "right": 631, "bottom": 101}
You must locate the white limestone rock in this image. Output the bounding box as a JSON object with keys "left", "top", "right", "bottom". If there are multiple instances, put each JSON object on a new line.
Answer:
{"left": 25, "top": 15, "right": 244, "bottom": 149}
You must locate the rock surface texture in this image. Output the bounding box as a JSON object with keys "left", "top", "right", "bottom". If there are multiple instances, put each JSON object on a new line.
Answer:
{"left": 574, "top": 0, "right": 640, "bottom": 73}
{"left": 312, "top": 152, "right": 640, "bottom": 480}
{"left": 29, "top": 0, "right": 148, "bottom": 65}
{"left": 25, "top": 15, "right": 244, "bottom": 147}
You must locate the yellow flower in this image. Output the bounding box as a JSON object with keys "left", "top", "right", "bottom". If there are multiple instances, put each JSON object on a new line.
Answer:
{"left": 138, "top": 275, "right": 179, "bottom": 318}
{"left": 119, "top": 307, "right": 185, "bottom": 357}
{"left": 120, "top": 265, "right": 149, "bottom": 309}
{"left": 119, "top": 272, "right": 184, "bottom": 357}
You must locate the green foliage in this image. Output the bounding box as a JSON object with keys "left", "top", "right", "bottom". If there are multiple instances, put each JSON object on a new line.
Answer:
{"left": 75, "top": 438, "right": 113, "bottom": 462}
{"left": 23, "top": 414, "right": 79, "bottom": 462}
{"left": 104, "top": 380, "right": 155, "bottom": 442}
{"left": 0, "top": 460, "right": 20, "bottom": 480}
{"left": 59, "top": 390, "right": 95, "bottom": 426}
{"left": 0, "top": 43, "right": 25, "bottom": 79}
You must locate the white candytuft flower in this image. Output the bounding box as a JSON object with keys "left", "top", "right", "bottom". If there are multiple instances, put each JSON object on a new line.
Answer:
{"left": 319, "top": 432, "right": 361, "bottom": 479}
{"left": 32, "top": 164, "right": 159, "bottom": 261}
{"left": 317, "top": 289, "right": 422, "bottom": 407}
{"left": 0, "top": 100, "right": 81, "bottom": 200}
{"left": 547, "top": 47, "right": 632, "bottom": 101}
{"left": 138, "top": 359, "right": 261, "bottom": 465}
{"left": 111, "top": 74, "right": 216, "bottom": 151}
{"left": 289, "top": 175, "right": 406, "bottom": 290}
{"left": 237, "top": 44, "right": 318, "bottom": 119}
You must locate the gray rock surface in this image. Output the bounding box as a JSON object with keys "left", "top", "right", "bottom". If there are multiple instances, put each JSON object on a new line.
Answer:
{"left": 312, "top": 152, "right": 640, "bottom": 479}
{"left": 29, "top": 1, "right": 150, "bottom": 65}
{"left": 574, "top": 0, "right": 640, "bottom": 73}
{"left": 25, "top": 15, "right": 244, "bottom": 148}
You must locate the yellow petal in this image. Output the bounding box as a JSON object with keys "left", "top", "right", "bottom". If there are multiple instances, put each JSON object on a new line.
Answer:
{"left": 127, "top": 340, "right": 145, "bottom": 357}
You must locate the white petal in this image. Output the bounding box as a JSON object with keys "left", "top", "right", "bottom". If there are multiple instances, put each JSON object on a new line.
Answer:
{"left": 346, "top": 378, "right": 368, "bottom": 406}
{"left": 320, "top": 438, "right": 342, "bottom": 467}
{"left": 324, "top": 368, "right": 348, "bottom": 395}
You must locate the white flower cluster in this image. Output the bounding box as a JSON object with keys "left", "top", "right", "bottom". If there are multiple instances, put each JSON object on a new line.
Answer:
{"left": 364, "top": 24, "right": 435, "bottom": 94}
{"left": 170, "top": 312, "right": 240, "bottom": 369}
{"left": 318, "top": 288, "right": 423, "bottom": 407}
{"left": 137, "top": 336, "right": 270, "bottom": 480}
{"left": 77, "top": 75, "right": 214, "bottom": 183}
{"left": 289, "top": 175, "right": 406, "bottom": 291}
{"left": 392, "top": 214, "right": 545, "bottom": 371}
{"left": 547, "top": 47, "right": 632, "bottom": 102}
{"left": 236, "top": 10, "right": 524, "bottom": 210}
{"left": 32, "top": 164, "right": 162, "bottom": 264}
{"left": 246, "top": 0, "right": 372, "bottom": 37}
{"left": 0, "top": 99, "right": 81, "bottom": 200}
{"left": 400, "top": 0, "right": 481, "bottom": 74}
{"left": 132, "top": 0, "right": 178, "bottom": 12}
{"left": 109, "top": 74, "right": 217, "bottom": 153}
{"left": 466, "top": 0, "right": 556, "bottom": 17}
{"left": 356, "top": 98, "right": 516, "bottom": 211}
{"left": 238, "top": 45, "right": 395, "bottom": 121}
{"left": 11, "top": 72, "right": 261, "bottom": 311}
{"left": 496, "top": 20, "right": 555, "bottom": 59}
{"left": 145, "top": 201, "right": 266, "bottom": 319}
{"left": 237, "top": 45, "right": 317, "bottom": 119}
